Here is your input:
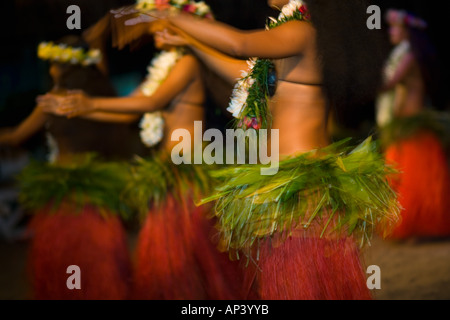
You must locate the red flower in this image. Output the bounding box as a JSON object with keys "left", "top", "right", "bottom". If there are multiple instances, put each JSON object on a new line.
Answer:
{"left": 155, "top": 0, "right": 170, "bottom": 10}
{"left": 239, "top": 116, "right": 262, "bottom": 130}
{"left": 183, "top": 4, "right": 197, "bottom": 14}
{"left": 251, "top": 117, "right": 261, "bottom": 130}
{"left": 243, "top": 116, "right": 253, "bottom": 128}
{"left": 299, "top": 5, "right": 308, "bottom": 15}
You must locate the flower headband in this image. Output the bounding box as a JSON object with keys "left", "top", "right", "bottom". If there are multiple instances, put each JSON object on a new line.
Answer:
{"left": 386, "top": 9, "right": 427, "bottom": 30}
{"left": 135, "top": 0, "right": 213, "bottom": 18}
{"left": 37, "top": 42, "right": 102, "bottom": 66}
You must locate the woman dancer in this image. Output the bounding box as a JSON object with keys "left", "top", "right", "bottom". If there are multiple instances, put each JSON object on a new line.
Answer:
{"left": 43, "top": 1, "right": 243, "bottom": 300}
{"left": 377, "top": 9, "right": 450, "bottom": 239}
{"left": 0, "top": 36, "right": 134, "bottom": 300}
{"left": 124, "top": 0, "right": 400, "bottom": 299}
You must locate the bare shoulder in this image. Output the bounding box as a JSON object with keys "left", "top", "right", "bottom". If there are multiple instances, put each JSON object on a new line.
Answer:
{"left": 177, "top": 53, "right": 201, "bottom": 70}
{"left": 278, "top": 20, "right": 315, "bottom": 35}
{"left": 270, "top": 20, "right": 316, "bottom": 49}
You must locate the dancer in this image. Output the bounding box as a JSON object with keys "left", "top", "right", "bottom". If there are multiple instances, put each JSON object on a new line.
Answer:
{"left": 0, "top": 36, "right": 134, "bottom": 300}
{"left": 377, "top": 9, "right": 450, "bottom": 239}
{"left": 42, "top": 1, "right": 243, "bottom": 300}
{"left": 123, "top": 0, "right": 400, "bottom": 300}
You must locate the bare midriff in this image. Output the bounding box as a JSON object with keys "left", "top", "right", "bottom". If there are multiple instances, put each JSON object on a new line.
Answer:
{"left": 161, "top": 74, "right": 205, "bottom": 152}
{"left": 393, "top": 62, "right": 426, "bottom": 117}
{"left": 270, "top": 52, "right": 329, "bottom": 156}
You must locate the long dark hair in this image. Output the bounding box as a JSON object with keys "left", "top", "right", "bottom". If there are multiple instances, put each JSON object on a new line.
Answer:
{"left": 51, "top": 35, "right": 116, "bottom": 97}
{"left": 407, "top": 26, "right": 442, "bottom": 107}
{"left": 304, "top": 0, "right": 387, "bottom": 119}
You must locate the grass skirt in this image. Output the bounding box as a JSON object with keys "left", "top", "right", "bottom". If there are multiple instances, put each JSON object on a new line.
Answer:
{"left": 126, "top": 156, "right": 244, "bottom": 300}
{"left": 201, "top": 138, "right": 399, "bottom": 300}
{"left": 248, "top": 236, "right": 372, "bottom": 299}
{"left": 385, "top": 131, "right": 450, "bottom": 238}
{"left": 18, "top": 156, "right": 132, "bottom": 299}
{"left": 28, "top": 203, "right": 131, "bottom": 300}
{"left": 133, "top": 194, "right": 244, "bottom": 299}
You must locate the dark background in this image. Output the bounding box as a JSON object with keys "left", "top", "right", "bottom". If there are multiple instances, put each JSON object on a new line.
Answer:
{"left": 0, "top": 1, "right": 449, "bottom": 301}
{"left": 0, "top": 0, "right": 448, "bottom": 139}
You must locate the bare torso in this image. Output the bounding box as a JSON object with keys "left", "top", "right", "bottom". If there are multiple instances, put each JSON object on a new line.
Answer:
{"left": 393, "top": 59, "right": 426, "bottom": 117}
{"left": 269, "top": 26, "right": 329, "bottom": 156}
{"left": 160, "top": 58, "right": 205, "bottom": 152}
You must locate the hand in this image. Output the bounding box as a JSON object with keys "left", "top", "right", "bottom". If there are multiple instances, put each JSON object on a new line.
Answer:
{"left": 109, "top": 6, "right": 170, "bottom": 49}
{"left": 110, "top": 5, "right": 140, "bottom": 19}
{"left": 110, "top": 5, "right": 169, "bottom": 25}
{"left": 57, "top": 91, "right": 95, "bottom": 118}
{"left": 38, "top": 91, "right": 93, "bottom": 118}
{"left": 37, "top": 93, "right": 66, "bottom": 115}
{"left": 124, "top": 13, "right": 160, "bottom": 26}
{"left": 124, "top": 8, "right": 174, "bottom": 27}
{"left": 154, "top": 29, "right": 189, "bottom": 47}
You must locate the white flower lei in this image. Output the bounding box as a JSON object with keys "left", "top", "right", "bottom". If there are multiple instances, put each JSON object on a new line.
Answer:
{"left": 227, "top": 0, "right": 307, "bottom": 120}
{"left": 139, "top": 49, "right": 184, "bottom": 147}
{"left": 227, "top": 58, "right": 257, "bottom": 118}
{"left": 383, "top": 40, "right": 411, "bottom": 83}
{"left": 136, "top": 0, "right": 212, "bottom": 18}
{"left": 46, "top": 132, "right": 59, "bottom": 164}
{"left": 376, "top": 40, "right": 411, "bottom": 127}
{"left": 278, "top": 0, "right": 305, "bottom": 21}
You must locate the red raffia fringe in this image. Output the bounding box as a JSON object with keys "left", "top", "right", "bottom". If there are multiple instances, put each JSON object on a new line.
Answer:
{"left": 28, "top": 203, "right": 132, "bottom": 300}
{"left": 244, "top": 236, "right": 372, "bottom": 300}
{"left": 385, "top": 131, "right": 450, "bottom": 239}
{"left": 133, "top": 193, "right": 244, "bottom": 300}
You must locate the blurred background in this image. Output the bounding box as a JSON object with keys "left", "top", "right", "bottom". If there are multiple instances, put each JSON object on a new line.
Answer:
{"left": 1, "top": 0, "right": 449, "bottom": 141}
{"left": 0, "top": 0, "right": 449, "bottom": 300}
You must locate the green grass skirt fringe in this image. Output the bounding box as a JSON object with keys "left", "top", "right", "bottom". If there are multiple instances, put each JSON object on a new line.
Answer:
{"left": 380, "top": 110, "right": 450, "bottom": 150}
{"left": 16, "top": 154, "right": 132, "bottom": 219}
{"left": 17, "top": 152, "right": 215, "bottom": 221}
{"left": 200, "top": 137, "right": 401, "bottom": 259}
{"left": 122, "top": 152, "right": 214, "bottom": 221}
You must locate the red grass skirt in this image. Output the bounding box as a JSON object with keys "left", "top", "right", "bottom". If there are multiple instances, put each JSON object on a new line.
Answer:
{"left": 133, "top": 194, "right": 244, "bottom": 300}
{"left": 28, "top": 203, "right": 132, "bottom": 300}
{"left": 243, "top": 236, "right": 371, "bottom": 300}
{"left": 385, "top": 131, "right": 450, "bottom": 239}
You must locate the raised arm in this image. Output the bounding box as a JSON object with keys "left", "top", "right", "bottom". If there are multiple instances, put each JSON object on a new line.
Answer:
{"left": 74, "top": 87, "right": 141, "bottom": 123}
{"left": 90, "top": 54, "right": 199, "bottom": 113}
{"left": 156, "top": 28, "right": 248, "bottom": 85}
{"left": 0, "top": 105, "right": 48, "bottom": 146}
{"left": 168, "top": 14, "right": 310, "bottom": 59}
{"left": 48, "top": 54, "right": 201, "bottom": 118}
{"left": 78, "top": 112, "right": 140, "bottom": 123}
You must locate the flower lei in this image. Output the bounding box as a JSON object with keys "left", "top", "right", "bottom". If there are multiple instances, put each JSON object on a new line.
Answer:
{"left": 383, "top": 40, "right": 411, "bottom": 83}
{"left": 139, "top": 49, "right": 184, "bottom": 147}
{"left": 37, "top": 42, "right": 102, "bottom": 66}
{"left": 376, "top": 40, "right": 411, "bottom": 127}
{"left": 136, "top": 0, "right": 213, "bottom": 18}
{"left": 228, "top": 0, "right": 310, "bottom": 130}
{"left": 45, "top": 132, "right": 59, "bottom": 164}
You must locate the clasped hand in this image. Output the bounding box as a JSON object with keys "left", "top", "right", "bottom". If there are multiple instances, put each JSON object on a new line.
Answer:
{"left": 37, "top": 91, "right": 93, "bottom": 118}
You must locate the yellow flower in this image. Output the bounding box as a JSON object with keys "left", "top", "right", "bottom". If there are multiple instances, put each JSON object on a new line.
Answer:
{"left": 60, "top": 47, "right": 73, "bottom": 63}
{"left": 136, "top": 0, "right": 156, "bottom": 10}
{"left": 37, "top": 42, "right": 102, "bottom": 66}
{"left": 70, "top": 48, "right": 84, "bottom": 64}
{"left": 37, "top": 42, "right": 53, "bottom": 60}
{"left": 49, "top": 45, "right": 64, "bottom": 61}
